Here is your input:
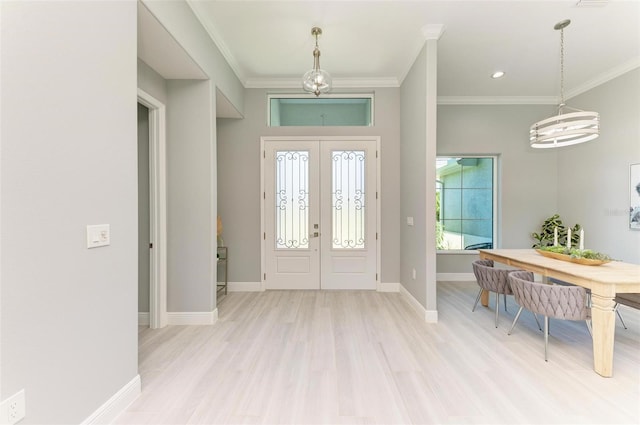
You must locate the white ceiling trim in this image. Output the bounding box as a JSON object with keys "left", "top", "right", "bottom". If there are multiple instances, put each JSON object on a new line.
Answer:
{"left": 565, "top": 57, "right": 640, "bottom": 100}
{"left": 422, "top": 24, "right": 446, "bottom": 41}
{"left": 244, "top": 77, "right": 400, "bottom": 89}
{"left": 437, "top": 96, "right": 558, "bottom": 105}
{"left": 187, "top": 0, "right": 246, "bottom": 84}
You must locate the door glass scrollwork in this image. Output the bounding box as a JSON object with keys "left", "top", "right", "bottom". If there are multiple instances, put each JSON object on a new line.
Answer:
{"left": 275, "top": 151, "right": 309, "bottom": 249}
{"left": 332, "top": 150, "right": 366, "bottom": 249}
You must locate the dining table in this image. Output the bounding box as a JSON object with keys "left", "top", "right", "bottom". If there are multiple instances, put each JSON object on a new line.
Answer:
{"left": 478, "top": 248, "right": 640, "bottom": 377}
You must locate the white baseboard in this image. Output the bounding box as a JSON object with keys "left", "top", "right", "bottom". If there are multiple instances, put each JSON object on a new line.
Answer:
{"left": 377, "top": 282, "right": 400, "bottom": 292}
{"left": 81, "top": 375, "right": 140, "bottom": 425}
{"left": 138, "top": 312, "right": 149, "bottom": 326}
{"left": 228, "top": 281, "right": 263, "bottom": 292}
{"left": 399, "top": 284, "right": 439, "bottom": 323}
{"left": 167, "top": 309, "right": 218, "bottom": 325}
{"left": 399, "top": 284, "right": 426, "bottom": 318}
{"left": 436, "top": 272, "right": 475, "bottom": 281}
{"left": 425, "top": 310, "right": 438, "bottom": 323}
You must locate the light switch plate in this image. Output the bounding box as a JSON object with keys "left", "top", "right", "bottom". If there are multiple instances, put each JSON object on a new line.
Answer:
{"left": 87, "top": 224, "right": 110, "bottom": 248}
{"left": 407, "top": 217, "right": 414, "bottom": 226}
{"left": 0, "top": 389, "right": 26, "bottom": 425}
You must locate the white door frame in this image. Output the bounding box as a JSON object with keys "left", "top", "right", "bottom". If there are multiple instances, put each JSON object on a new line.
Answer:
{"left": 260, "top": 136, "right": 381, "bottom": 291}
{"left": 137, "top": 89, "right": 167, "bottom": 328}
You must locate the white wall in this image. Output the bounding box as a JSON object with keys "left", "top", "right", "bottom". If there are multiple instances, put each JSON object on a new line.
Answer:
{"left": 436, "top": 104, "right": 559, "bottom": 273}
{"left": 557, "top": 69, "right": 640, "bottom": 264}
{"left": 216, "top": 88, "right": 401, "bottom": 285}
{"left": 1, "top": 2, "right": 138, "bottom": 423}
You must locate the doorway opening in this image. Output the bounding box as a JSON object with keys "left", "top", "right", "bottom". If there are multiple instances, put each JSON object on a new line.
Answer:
{"left": 137, "top": 89, "right": 167, "bottom": 328}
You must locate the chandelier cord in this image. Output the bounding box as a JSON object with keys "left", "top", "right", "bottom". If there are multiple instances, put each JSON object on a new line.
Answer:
{"left": 559, "top": 27, "right": 565, "bottom": 107}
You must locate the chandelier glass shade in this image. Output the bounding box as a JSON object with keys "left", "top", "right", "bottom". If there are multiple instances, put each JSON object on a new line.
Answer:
{"left": 302, "top": 27, "right": 332, "bottom": 96}
{"left": 530, "top": 19, "right": 600, "bottom": 149}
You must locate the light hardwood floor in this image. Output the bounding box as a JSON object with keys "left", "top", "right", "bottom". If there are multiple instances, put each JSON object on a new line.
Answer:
{"left": 115, "top": 283, "right": 640, "bottom": 424}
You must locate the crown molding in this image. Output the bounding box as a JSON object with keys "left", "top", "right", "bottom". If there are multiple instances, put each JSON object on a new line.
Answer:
{"left": 437, "top": 96, "right": 557, "bottom": 105}
{"left": 244, "top": 77, "right": 400, "bottom": 89}
{"left": 566, "top": 57, "right": 640, "bottom": 100}
{"left": 186, "top": 0, "right": 246, "bottom": 84}
{"left": 422, "top": 24, "right": 446, "bottom": 41}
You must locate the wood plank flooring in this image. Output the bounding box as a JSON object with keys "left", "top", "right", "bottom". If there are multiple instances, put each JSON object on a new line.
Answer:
{"left": 115, "top": 283, "right": 640, "bottom": 424}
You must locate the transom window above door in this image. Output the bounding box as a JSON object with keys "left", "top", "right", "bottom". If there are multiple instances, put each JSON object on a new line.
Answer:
{"left": 268, "top": 94, "right": 374, "bottom": 127}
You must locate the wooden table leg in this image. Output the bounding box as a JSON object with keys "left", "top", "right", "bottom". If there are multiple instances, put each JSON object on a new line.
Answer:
{"left": 481, "top": 289, "right": 489, "bottom": 307}
{"left": 590, "top": 292, "right": 616, "bottom": 377}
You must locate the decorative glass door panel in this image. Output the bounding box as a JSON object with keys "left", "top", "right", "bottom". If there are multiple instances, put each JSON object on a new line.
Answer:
{"left": 332, "top": 150, "right": 366, "bottom": 249}
{"left": 275, "top": 151, "right": 309, "bottom": 249}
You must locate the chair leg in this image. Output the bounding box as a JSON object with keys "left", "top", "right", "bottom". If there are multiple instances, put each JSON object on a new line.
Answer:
{"left": 544, "top": 316, "right": 549, "bottom": 362}
{"left": 586, "top": 319, "right": 592, "bottom": 337}
{"left": 508, "top": 306, "right": 524, "bottom": 335}
{"left": 532, "top": 313, "right": 542, "bottom": 331}
{"left": 504, "top": 293, "right": 508, "bottom": 312}
{"left": 472, "top": 288, "right": 483, "bottom": 312}
{"left": 495, "top": 291, "right": 500, "bottom": 328}
{"left": 616, "top": 307, "right": 627, "bottom": 330}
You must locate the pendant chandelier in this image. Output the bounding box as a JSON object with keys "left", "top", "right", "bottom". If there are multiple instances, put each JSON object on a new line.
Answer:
{"left": 529, "top": 19, "right": 600, "bottom": 148}
{"left": 302, "top": 27, "right": 332, "bottom": 96}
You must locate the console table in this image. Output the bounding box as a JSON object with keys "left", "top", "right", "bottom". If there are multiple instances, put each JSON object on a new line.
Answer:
{"left": 217, "top": 246, "right": 228, "bottom": 297}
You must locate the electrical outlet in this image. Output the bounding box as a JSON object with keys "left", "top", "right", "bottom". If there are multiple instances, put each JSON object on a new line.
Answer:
{"left": 1, "top": 389, "right": 25, "bottom": 425}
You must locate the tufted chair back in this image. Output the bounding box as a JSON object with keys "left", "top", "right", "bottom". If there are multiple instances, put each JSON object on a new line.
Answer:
{"left": 472, "top": 260, "right": 513, "bottom": 296}
{"left": 508, "top": 271, "right": 590, "bottom": 321}
{"left": 471, "top": 259, "right": 518, "bottom": 328}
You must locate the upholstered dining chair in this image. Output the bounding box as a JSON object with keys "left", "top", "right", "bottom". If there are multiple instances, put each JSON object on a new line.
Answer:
{"left": 613, "top": 293, "right": 640, "bottom": 329}
{"left": 508, "top": 271, "right": 591, "bottom": 361}
{"left": 471, "top": 259, "right": 514, "bottom": 328}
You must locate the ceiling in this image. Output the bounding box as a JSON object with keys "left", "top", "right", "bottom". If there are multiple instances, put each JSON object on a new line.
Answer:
{"left": 185, "top": 0, "right": 640, "bottom": 103}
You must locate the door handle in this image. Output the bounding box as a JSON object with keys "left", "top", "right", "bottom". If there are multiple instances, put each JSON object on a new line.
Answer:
{"left": 310, "top": 232, "right": 320, "bottom": 238}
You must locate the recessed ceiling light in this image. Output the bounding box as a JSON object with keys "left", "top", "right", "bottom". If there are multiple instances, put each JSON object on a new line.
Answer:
{"left": 491, "top": 71, "right": 505, "bottom": 79}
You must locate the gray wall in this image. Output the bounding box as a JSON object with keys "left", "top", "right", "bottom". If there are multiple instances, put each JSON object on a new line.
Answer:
{"left": 1, "top": 2, "right": 138, "bottom": 423}
{"left": 400, "top": 45, "right": 429, "bottom": 305}
{"left": 167, "top": 80, "right": 217, "bottom": 312}
{"left": 142, "top": 0, "right": 244, "bottom": 114}
{"left": 140, "top": 1, "right": 244, "bottom": 313}
{"left": 217, "top": 88, "right": 401, "bottom": 284}
{"left": 138, "top": 59, "right": 168, "bottom": 104}
{"left": 138, "top": 103, "right": 151, "bottom": 313}
{"left": 557, "top": 68, "right": 640, "bottom": 264}
{"left": 436, "top": 104, "right": 559, "bottom": 273}
{"left": 436, "top": 69, "right": 640, "bottom": 272}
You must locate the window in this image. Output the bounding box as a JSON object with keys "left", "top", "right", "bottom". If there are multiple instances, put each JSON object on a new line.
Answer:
{"left": 268, "top": 94, "right": 373, "bottom": 127}
{"left": 436, "top": 156, "right": 497, "bottom": 251}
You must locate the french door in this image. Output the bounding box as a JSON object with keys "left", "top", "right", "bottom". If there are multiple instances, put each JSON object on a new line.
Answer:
{"left": 262, "top": 137, "right": 378, "bottom": 290}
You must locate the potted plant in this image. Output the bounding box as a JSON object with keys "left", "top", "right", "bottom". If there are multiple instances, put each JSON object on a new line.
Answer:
{"left": 531, "top": 214, "right": 581, "bottom": 248}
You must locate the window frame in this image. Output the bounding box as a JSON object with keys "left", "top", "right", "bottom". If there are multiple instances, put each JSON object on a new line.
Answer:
{"left": 436, "top": 155, "right": 499, "bottom": 254}
{"left": 267, "top": 93, "right": 375, "bottom": 127}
